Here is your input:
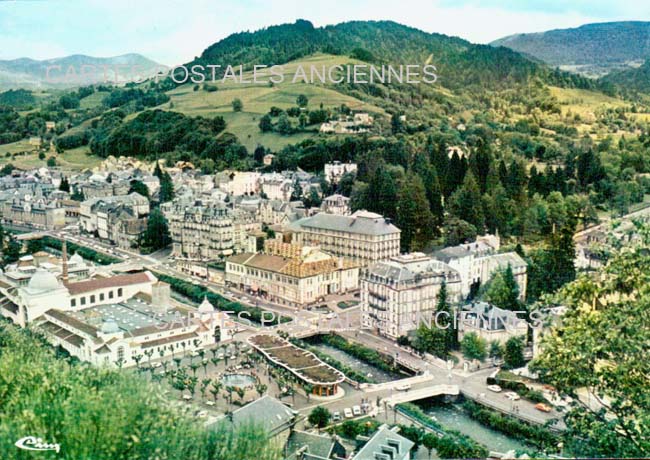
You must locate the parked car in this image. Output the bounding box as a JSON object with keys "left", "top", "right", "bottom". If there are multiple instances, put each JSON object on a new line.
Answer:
{"left": 504, "top": 391, "right": 520, "bottom": 401}
{"left": 332, "top": 411, "right": 341, "bottom": 422}
{"left": 535, "top": 403, "right": 552, "bottom": 413}
{"left": 487, "top": 385, "right": 503, "bottom": 393}
{"left": 352, "top": 405, "right": 362, "bottom": 416}
{"left": 395, "top": 384, "right": 411, "bottom": 391}
{"left": 344, "top": 408, "right": 353, "bottom": 418}
{"left": 151, "top": 362, "right": 162, "bottom": 369}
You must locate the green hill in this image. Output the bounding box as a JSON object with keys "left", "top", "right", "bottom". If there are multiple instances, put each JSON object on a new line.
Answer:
{"left": 602, "top": 59, "right": 650, "bottom": 95}
{"left": 190, "top": 19, "right": 569, "bottom": 91}
{"left": 161, "top": 54, "right": 385, "bottom": 151}
{"left": 492, "top": 21, "right": 650, "bottom": 78}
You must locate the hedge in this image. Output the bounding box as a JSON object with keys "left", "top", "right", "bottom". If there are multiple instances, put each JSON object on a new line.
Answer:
{"left": 153, "top": 272, "right": 290, "bottom": 325}
{"left": 396, "top": 403, "right": 489, "bottom": 458}
{"left": 41, "top": 236, "right": 122, "bottom": 265}
{"left": 462, "top": 400, "right": 559, "bottom": 450}
{"left": 315, "top": 334, "right": 399, "bottom": 375}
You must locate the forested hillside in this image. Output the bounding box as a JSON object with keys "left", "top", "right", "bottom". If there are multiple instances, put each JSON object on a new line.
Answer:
{"left": 492, "top": 21, "right": 650, "bottom": 78}
{"left": 192, "top": 20, "right": 592, "bottom": 91}
{"left": 602, "top": 59, "right": 650, "bottom": 95}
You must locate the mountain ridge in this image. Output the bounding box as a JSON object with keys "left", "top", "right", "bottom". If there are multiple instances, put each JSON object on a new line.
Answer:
{"left": 0, "top": 53, "right": 165, "bottom": 89}
{"left": 491, "top": 21, "right": 650, "bottom": 78}
{"left": 188, "top": 19, "right": 570, "bottom": 91}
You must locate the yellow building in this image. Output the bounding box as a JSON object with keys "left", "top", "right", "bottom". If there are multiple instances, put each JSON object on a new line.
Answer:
{"left": 225, "top": 241, "right": 359, "bottom": 308}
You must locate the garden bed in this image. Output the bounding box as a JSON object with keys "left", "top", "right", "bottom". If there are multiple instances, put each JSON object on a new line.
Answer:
{"left": 248, "top": 334, "right": 344, "bottom": 385}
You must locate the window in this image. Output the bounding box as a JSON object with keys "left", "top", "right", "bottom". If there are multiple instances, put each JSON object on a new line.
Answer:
{"left": 71, "top": 298, "right": 76, "bottom": 307}
{"left": 118, "top": 288, "right": 123, "bottom": 297}
{"left": 90, "top": 295, "right": 96, "bottom": 303}
{"left": 100, "top": 293, "right": 105, "bottom": 301}
{"left": 117, "top": 346, "right": 125, "bottom": 362}
{"left": 109, "top": 291, "right": 114, "bottom": 299}
{"left": 80, "top": 297, "right": 86, "bottom": 306}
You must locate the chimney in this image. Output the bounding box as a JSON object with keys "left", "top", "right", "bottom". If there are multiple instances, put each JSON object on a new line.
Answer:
{"left": 62, "top": 240, "right": 69, "bottom": 282}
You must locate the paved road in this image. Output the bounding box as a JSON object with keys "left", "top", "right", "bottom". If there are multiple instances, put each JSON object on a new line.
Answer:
{"left": 40, "top": 228, "right": 564, "bottom": 429}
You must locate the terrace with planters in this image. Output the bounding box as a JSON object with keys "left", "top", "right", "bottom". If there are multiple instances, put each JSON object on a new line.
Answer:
{"left": 248, "top": 334, "right": 345, "bottom": 397}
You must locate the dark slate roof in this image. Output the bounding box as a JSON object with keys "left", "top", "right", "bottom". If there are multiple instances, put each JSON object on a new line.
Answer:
{"left": 286, "top": 431, "right": 344, "bottom": 460}
{"left": 289, "top": 211, "right": 400, "bottom": 236}
{"left": 230, "top": 395, "right": 296, "bottom": 436}
{"left": 352, "top": 425, "right": 414, "bottom": 460}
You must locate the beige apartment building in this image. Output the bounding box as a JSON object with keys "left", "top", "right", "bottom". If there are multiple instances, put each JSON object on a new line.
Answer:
{"left": 287, "top": 210, "right": 401, "bottom": 267}
{"left": 225, "top": 241, "right": 359, "bottom": 308}
{"left": 1, "top": 199, "right": 66, "bottom": 229}
{"left": 361, "top": 253, "right": 462, "bottom": 339}
{"left": 163, "top": 200, "right": 234, "bottom": 260}
{"left": 163, "top": 199, "right": 262, "bottom": 261}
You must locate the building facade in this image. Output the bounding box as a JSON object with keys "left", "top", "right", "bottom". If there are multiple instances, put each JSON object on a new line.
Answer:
{"left": 288, "top": 210, "right": 401, "bottom": 267}
{"left": 323, "top": 161, "right": 358, "bottom": 183}
{"left": 163, "top": 198, "right": 262, "bottom": 260}
{"left": 361, "top": 253, "right": 462, "bottom": 339}
{"left": 432, "top": 235, "right": 528, "bottom": 300}
{"left": 225, "top": 241, "right": 359, "bottom": 307}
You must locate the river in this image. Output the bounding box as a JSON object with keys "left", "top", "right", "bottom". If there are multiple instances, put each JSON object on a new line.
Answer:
{"left": 421, "top": 402, "right": 529, "bottom": 453}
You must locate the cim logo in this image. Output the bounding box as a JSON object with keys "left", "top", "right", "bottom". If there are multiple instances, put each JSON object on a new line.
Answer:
{"left": 15, "top": 436, "right": 61, "bottom": 453}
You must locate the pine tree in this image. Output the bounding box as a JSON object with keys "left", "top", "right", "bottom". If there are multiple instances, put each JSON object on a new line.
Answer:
{"left": 258, "top": 114, "right": 273, "bottom": 133}
{"left": 448, "top": 171, "right": 485, "bottom": 232}
{"left": 142, "top": 208, "right": 171, "bottom": 251}
{"left": 129, "top": 180, "right": 150, "bottom": 198}
{"left": 485, "top": 265, "right": 521, "bottom": 311}
{"left": 504, "top": 336, "right": 525, "bottom": 369}
{"left": 290, "top": 179, "right": 303, "bottom": 201}
{"left": 445, "top": 152, "right": 467, "bottom": 197}
{"left": 3, "top": 236, "right": 21, "bottom": 265}
{"left": 59, "top": 176, "right": 71, "bottom": 192}
{"left": 253, "top": 145, "right": 266, "bottom": 164}
{"left": 366, "top": 163, "right": 397, "bottom": 219}
{"left": 412, "top": 152, "right": 443, "bottom": 230}
{"left": 396, "top": 174, "right": 435, "bottom": 252}
{"left": 159, "top": 172, "right": 175, "bottom": 203}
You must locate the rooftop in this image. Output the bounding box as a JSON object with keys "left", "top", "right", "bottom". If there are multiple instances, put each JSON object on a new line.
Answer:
{"left": 56, "top": 297, "right": 181, "bottom": 336}
{"left": 229, "top": 395, "right": 297, "bottom": 436}
{"left": 65, "top": 272, "right": 153, "bottom": 296}
{"left": 352, "top": 425, "right": 414, "bottom": 460}
{"left": 289, "top": 210, "right": 400, "bottom": 236}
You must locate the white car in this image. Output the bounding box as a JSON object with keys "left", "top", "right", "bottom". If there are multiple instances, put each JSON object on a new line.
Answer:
{"left": 332, "top": 411, "right": 341, "bottom": 422}
{"left": 344, "top": 408, "right": 353, "bottom": 418}
{"left": 151, "top": 362, "right": 162, "bottom": 368}
{"left": 396, "top": 384, "right": 411, "bottom": 391}
{"left": 352, "top": 405, "right": 362, "bottom": 416}
{"left": 505, "top": 391, "right": 521, "bottom": 401}
{"left": 487, "top": 385, "right": 503, "bottom": 393}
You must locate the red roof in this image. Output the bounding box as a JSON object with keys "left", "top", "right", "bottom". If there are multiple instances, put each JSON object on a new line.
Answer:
{"left": 65, "top": 272, "right": 153, "bottom": 296}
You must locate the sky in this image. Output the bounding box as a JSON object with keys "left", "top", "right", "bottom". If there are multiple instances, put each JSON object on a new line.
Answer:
{"left": 1, "top": 0, "right": 649, "bottom": 65}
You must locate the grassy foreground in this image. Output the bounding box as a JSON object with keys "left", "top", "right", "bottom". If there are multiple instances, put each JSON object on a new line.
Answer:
{"left": 0, "top": 322, "right": 281, "bottom": 460}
